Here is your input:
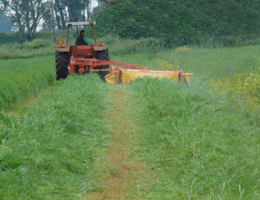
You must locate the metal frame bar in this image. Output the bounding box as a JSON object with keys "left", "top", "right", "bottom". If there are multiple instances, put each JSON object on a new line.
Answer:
{"left": 70, "top": 57, "right": 149, "bottom": 70}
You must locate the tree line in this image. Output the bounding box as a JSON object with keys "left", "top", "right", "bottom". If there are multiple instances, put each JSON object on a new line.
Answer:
{"left": 92, "top": 0, "right": 260, "bottom": 45}
{"left": 1, "top": 0, "right": 260, "bottom": 45}
{"left": 0, "top": 0, "right": 106, "bottom": 43}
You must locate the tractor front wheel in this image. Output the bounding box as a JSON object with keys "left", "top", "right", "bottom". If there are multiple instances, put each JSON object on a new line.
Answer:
{"left": 56, "top": 51, "right": 69, "bottom": 80}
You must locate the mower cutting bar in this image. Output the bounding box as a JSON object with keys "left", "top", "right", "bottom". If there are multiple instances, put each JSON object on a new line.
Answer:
{"left": 70, "top": 57, "right": 149, "bottom": 71}
{"left": 105, "top": 66, "right": 189, "bottom": 84}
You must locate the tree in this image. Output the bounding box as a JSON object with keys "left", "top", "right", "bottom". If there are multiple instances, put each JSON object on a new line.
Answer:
{"left": 55, "top": 0, "right": 67, "bottom": 29}
{"left": 24, "top": 0, "right": 50, "bottom": 40}
{"left": 3, "top": 0, "right": 25, "bottom": 43}
{"left": 67, "top": 0, "right": 91, "bottom": 22}
{"left": 3, "top": 0, "right": 50, "bottom": 42}
{"left": 98, "top": 0, "right": 106, "bottom": 6}
{"left": 0, "top": 1, "right": 7, "bottom": 13}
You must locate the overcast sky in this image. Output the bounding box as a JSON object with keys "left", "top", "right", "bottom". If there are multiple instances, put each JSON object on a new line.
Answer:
{"left": 91, "top": 0, "right": 98, "bottom": 11}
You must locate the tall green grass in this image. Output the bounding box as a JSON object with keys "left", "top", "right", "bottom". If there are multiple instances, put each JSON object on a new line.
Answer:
{"left": 0, "top": 74, "right": 110, "bottom": 199}
{"left": 159, "top": 45, "right": 260, "bottom": 80}
{"left": 112, "top": 45, "right": 260, "bottom": 124}
{"left": 158, "top": 45, "right": 260, "bottom": 124}
{"left": 0, "top": 39, "right": 56, "bottom": 59}
{"left": 101, "top": 35, "right": 164, "bottom": 55}
{"left": 127, "top": 78, "right": 260, "bottom": 199}
{"left": 0, "top": 33, "right": 165, "bottom": 59}
{"left": 0, "top": 56, "right": 55, "bottom": 110}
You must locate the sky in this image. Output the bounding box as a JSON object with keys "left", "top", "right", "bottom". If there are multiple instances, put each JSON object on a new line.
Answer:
{"left": 0, "top": 0, "right": 100, "bottom": 32}
{"left": 91, "top": 0, "right": 99, "bottom": 11}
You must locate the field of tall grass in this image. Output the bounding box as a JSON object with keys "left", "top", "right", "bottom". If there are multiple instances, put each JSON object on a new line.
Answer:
{"left": 1, "top": 34, "right": 260, "bottom": 198}
{"left": 3, "top": 31, "right": 260, "bottom": 60}
{"left": 0, "top": 55, "right": 55, "bottom": 110}
{"left": 110, "top": 45, "right": 260, "bottom": 198}
{"left": 0, "top": 75, "right": 110, "bottom": 199}
{"left": 127, "top": 78, "right": 260, "bottom": 199}
{"left": 111, "top": 44, "right": 260, "bottom": 123}
{"left": 0, "top": 35, "right": 164, "bottom": 60}
{"left": 158, "top": 45, "right": 260, "bottom": 123}
{"left": 0, "top": 39, "right": 56, "bottom": 60}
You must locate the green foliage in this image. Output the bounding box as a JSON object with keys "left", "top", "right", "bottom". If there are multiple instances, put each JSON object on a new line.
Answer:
{"left": 93, "top": 0, "right": 260, "bottom": 45}
{"left": 0, "top": 32, "right": 20, "bottom": 44}
{"left": 0, "top": 75, "right": 110, "bottom": 199}
{"left": 0, "top": 56, "right": 55, "bottom": 110}
{"left": 127, "top": 77, "right": 260, "bottom": 199}
{"left": 22, "top": 39, "right": 50, "bottom": 49}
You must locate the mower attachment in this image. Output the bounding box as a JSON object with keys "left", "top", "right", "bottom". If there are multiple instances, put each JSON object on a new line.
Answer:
{"left": 69, "top": 57, "right": 193, "bottom": 85}
{"left": 105, "top": 66, "right": 193, "bottom": 85}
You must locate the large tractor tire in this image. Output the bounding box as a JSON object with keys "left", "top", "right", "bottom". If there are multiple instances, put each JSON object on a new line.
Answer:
{"left": 96, "top": 48, "right": 110, "bottom": 80}
{"left": 56, "top": 51, "right": 69, "bottom": 80}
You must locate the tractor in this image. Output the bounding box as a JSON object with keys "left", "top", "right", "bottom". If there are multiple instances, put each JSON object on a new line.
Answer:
{"left": 56, "top": 21, "right": 193, "bottom": 85}
{"left": 56, "top": 21, "right": 110, "bottom": 80}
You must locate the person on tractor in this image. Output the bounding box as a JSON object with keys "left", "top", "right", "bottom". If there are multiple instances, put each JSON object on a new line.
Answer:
{"left": 76, "top": 30, "right": 89, "bottom": 45}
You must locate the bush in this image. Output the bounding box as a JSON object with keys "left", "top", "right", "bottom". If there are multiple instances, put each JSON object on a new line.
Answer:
{"left": 22, "top": 39, "right": 51, "bottom": 49}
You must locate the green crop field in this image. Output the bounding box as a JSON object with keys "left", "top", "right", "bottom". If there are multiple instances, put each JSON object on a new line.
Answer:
{"left": 1, "top": 43, "right": 260, "bottom": 199}
{"left": 0, "top": 75, "right": 110, "bottom": 199}
{"left": 127, "top": 78, "right": 260, "bottom": 199}
{"left": 0, "top": 56, "right": 55, "bottom": 110}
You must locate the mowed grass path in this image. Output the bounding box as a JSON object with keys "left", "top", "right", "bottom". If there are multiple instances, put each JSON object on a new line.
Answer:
{"left": 86, "top": 85, "right": 152, "bottom": 199}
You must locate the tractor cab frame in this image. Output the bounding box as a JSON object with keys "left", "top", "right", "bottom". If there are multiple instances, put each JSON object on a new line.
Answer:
{"left": 55, "top": 21, "right": 110, "bottom": 80}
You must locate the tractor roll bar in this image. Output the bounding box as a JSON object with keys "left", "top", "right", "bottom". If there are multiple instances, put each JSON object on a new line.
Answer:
{"left": 65, "top": 21, "right": 97, "bottom": 46}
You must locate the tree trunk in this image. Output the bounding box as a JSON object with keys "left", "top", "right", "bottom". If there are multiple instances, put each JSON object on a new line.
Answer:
{"left": 56, "top": 0, "right": 66, "bottom": 29}
{"left": 26, "top": 21, "right": 34, "bottom": 41}
{"left": 67, "top": 0, "right": 71, "bottom": 21}
{"left": 54, "top": 1, "right": 61, "bottom": 29}
{"left": 18, "top": 24, "right": 24, "bottom": 43}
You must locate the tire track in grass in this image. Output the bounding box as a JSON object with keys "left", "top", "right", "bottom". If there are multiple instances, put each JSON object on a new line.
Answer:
{"left": 87, "top": 84, "right": 150, "bottom": 199}
{"left": 103, "top": 85, "right": 133, "bottom": 199}
{"left": 5, "top": 87, "right": 53, "bottom": 116}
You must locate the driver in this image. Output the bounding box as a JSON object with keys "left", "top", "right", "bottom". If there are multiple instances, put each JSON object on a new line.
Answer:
{"left": 76, "top": 30, "right": 89, "bottom": 45}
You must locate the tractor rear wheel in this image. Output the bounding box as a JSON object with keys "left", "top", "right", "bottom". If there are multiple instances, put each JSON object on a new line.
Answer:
{"left": 56, "top": 51, "right": 69, "bottom": 80}
{"left": 96, "top": 48, "right": 110, "bottom": 80}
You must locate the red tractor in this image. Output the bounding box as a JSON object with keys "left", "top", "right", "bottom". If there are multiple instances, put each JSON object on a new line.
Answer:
{"left": 56, "top": 21, "right": 110, "bottom": 80}
{"left": 56, "top": 21, "right": 193, "bottom": 85}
